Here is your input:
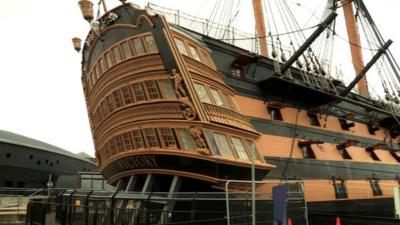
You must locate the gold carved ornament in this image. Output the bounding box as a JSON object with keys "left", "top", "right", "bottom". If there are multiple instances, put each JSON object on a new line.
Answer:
{"left": 189, "top": 126, "right": 211, "bottom": 155}
{"left": 170, "top": 69, "right": 198, "bottom": 120}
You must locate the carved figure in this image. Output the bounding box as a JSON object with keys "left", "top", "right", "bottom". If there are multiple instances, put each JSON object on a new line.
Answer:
{"left": 189, "top": 126, "right": 207, "bottom": 149}
{"left": 181, "top": 102, "right": 197, "bottom": 120}
{"left": 170, "top": 69, "right": 188, "bottom": 98}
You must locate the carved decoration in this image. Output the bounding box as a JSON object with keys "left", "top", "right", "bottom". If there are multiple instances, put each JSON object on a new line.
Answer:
{"left": 100, "top": 12, "right": 119, "bottom": 28}
{"left": 170, "top": 69, "right": 188, "bottom": 98}
{"left": 136, "top": 14, "right": 155, "bottom": 28}
{"left": 197, "top": 148, "right": 211, "bottom": 156}
{"left": 189, "top": 126, "right": 208, "bottom": 149}
{"left": 180, "top": 101, "right": 197, "bottom": 121}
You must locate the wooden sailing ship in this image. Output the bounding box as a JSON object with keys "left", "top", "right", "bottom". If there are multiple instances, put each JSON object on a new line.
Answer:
{"left": 76, "top": 0, "right": 400, "bottom": 218}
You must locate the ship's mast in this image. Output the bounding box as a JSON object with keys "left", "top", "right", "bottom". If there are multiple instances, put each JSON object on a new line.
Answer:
{"left": 341, "top": 0, "right": 369, "bottom": 97}
{"left": 101, "top": 0, "right": 108, "bottom": 13}
{"left": 252, "top": 0, "right": 269, "bottom": 57}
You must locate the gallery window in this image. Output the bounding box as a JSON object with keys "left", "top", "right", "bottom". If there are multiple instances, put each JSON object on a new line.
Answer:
{"left": 245, "top": 140, "right": 261, "bottom": 161}
{"left": 133, "top": 38, "right": 145, "bottom": 55}
{"left": 222, "top": 93, "right": 236, "bottom": 110}
{"left": 158, "top": 80, "right": 176, "bottom": 98}
{"left": 175, "top": 38, "right": 189, "bottom": 56}
{"left": 121, "top": 86, "right": 134, "bottom": 104}
{"left": 95, "top": 64, "right": 102, "bottom": 79}
{"left": 122, "top": 132, "right": 134, "bottom": 150}
{"left": 177, "top": 128, "right": 197, "bottom": 150}
{"left": 113, "top": 47, "right": 122, "bottom": 63}
{"left": 210, "top": 88, "right": 225, "bottom": 107}
{"left": 188, "top": 45, "right": 201, "bottom": 61}
{"left": 132, "top": 129, "right": 145, "bottom": 148}
{"left": 144, "top": 80, "right": 161, "bottom": 99}
{"left": 133, "top": 83, "right": 147, "bottom": 101}
{"left": 200, "top": 50, "right": 212, "bottom": 65}
{"left": 213, "top": 133, "right": 235, "bottom": 158}
{"left": 144, "top": 128, "right": 160, "bottom": 148}
{"left": 121, "top": 41, "right": 133, "bottom": 58}
{"left": 106, "top": 95, "right": 115, "bottom": 113}
{"left": 230, "top": 137, "right": 249, "bottom": 160}
{"left": 112, "top": 90, "right": 123, "bottom": 108}
{"left": 99, "top": 57, "right": 108, "bottom": 72}
{"left": 109, "top": 139, "right": 117, "bottom": 154}
{"left": 160, "top": 128, "right": 177, "bottom": 148}
{"left": 194, "top": 83, "right": 212, "bottom": 104}
{"left": 105, "top": 52, "right": 113, "bottom": 68}
{"left": 144, "top": 35, "right": 158, "bottom": 53}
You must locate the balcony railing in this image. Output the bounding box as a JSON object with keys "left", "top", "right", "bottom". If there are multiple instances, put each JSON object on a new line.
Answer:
{"left": 203, "top": 103, "right": 256, "bottom": 132}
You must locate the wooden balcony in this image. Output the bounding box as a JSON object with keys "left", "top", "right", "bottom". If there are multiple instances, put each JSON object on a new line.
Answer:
{"left": 183, "top": 56, "right": 224, "bottom": 81}
{"left": 203, "top": 103, "right": 256, "bottom": 132}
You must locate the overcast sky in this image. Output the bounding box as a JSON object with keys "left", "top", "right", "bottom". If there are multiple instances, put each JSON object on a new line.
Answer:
{"left": 0, "top": 0, "right": 399, "bottom": 156}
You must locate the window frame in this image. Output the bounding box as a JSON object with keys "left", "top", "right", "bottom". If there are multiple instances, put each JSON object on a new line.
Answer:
{"left": 188, "top": 44, "right": 201, "bottom": 61}
{"left": 159, "top": 128, "right": 178, "bottom": 149}
{"left": 194, "top": 83, "right": 213, "bottom": 104}
{"left": 143, "top": 35, "right": 158, "bottom": 53}
{"left": 114, "top": 135, "right": 124, "bottom": 152}
{"left": 112, "top": 46, "right": 122, "bottom": 64}
{"left": 105, "top": 95, "right": 115, "bottom": 114}
{"left": 132, "top": 37, "right": 145, "bottom": 55}
{"left": 121, "top": 86, "right": 134, "bottom": 105}
{"left": 174, "top": 38, "right": 189, "bottom": 56}
{"left": 176, "top": 128, "right": 197, "bottom": 151}
{"left": 245, "top": 140, "right": 262, "bottom": 161}
{"left": 121, "top": 40, "right": 134, "bottom": 59}
{"left": 199, "top": 49, "right": 212, "bottom": 65}
{"left": 212, "top": 132, "right": 235, "bottom": 158}
{"left": 209, "top": 88, "right": 226, "bottom": 107}
{"left": 144, "top": 80, "right": 161, "bottom": 100}
{"left": 143, "top": 128, "right": 160, "bottom": 148}
{"left": 230, "top": 137, "right": 250, "bottom": 160}
{"left": 132, "top": 129, "right": 146, "bottom": 149}
{"left": 158, "top": 79, "right": 176, "bottom": 99}
{"left": 132, "top": 83, "right": 147, "bottom": 102}
{"left": 112, "top": 90, "right": 123, "bottom": 108}
{"left": 121, "top": 132, "right": 134, "bottom": 150}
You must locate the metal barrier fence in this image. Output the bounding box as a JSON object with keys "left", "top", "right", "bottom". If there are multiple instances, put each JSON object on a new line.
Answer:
{"left": 25, "top": 189, "right": 308, "bottom": 225}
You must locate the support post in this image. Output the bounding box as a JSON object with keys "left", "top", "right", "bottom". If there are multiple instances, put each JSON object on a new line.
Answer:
{"left": 340, "top": 40, "right": 392, "bottom": 97}
{"left": 341, "top": 0, "right": 368, "bottom": 97}
{"left": 252, "top": 0, "right": 268, "bottom": 57}
{"left": 280, "top": 12, "right": 338, "bottom": 74}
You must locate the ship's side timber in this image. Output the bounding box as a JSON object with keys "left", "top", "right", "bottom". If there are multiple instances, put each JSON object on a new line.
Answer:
{"left": 80, "top": 4, "right": 274, "bottom": 187}
{"left": 166, "top": 26, "right": 400, "bottom": 214}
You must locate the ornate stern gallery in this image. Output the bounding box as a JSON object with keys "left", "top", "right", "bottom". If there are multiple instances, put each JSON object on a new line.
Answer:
{"left": 77, "top": 1, "right": 274, "bottom": 191}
